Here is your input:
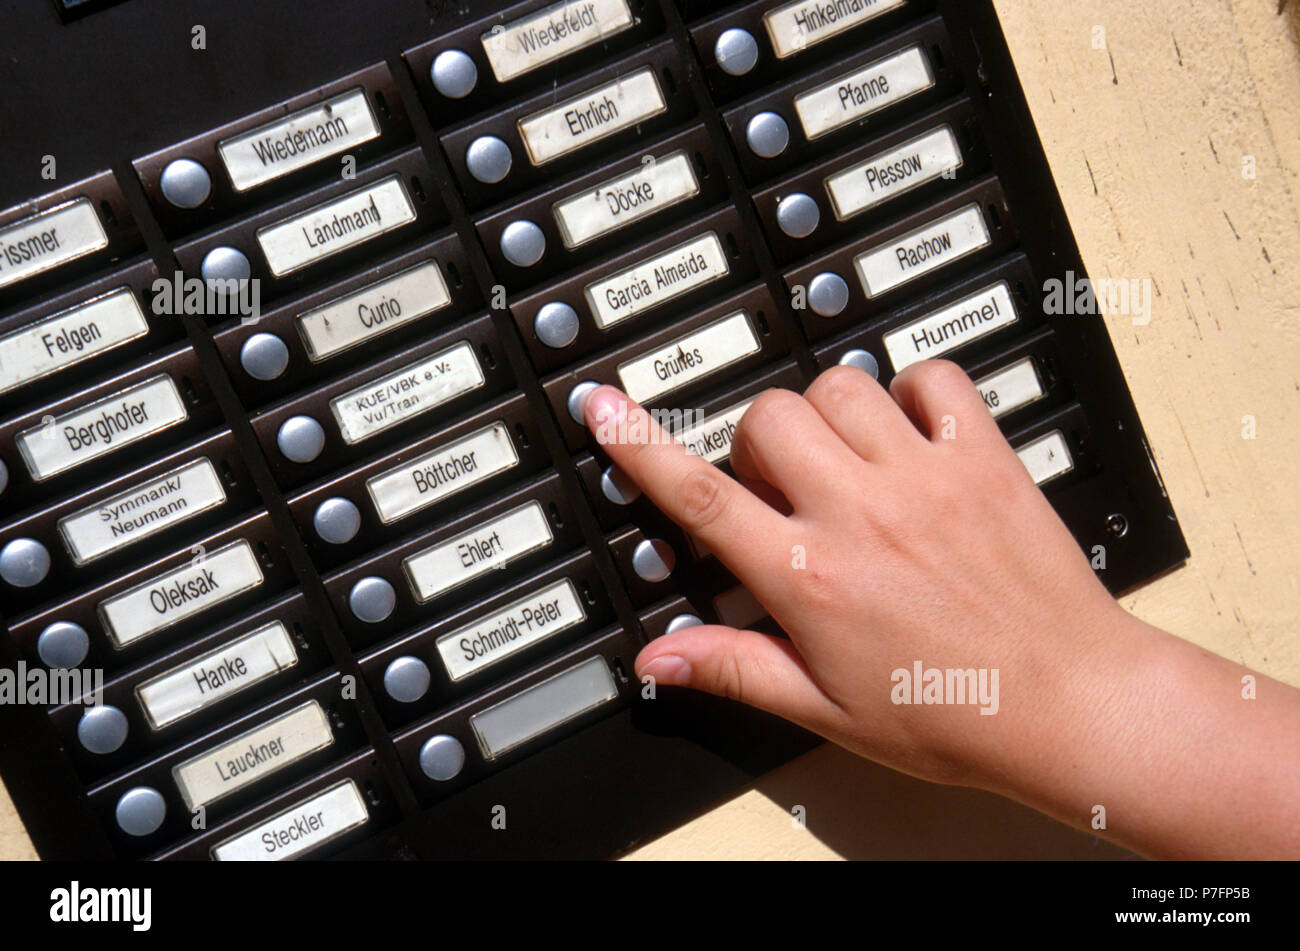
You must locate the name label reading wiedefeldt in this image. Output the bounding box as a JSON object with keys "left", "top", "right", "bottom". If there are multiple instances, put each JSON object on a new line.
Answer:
{"left": 553, "top": 150, "right": 700, "bottom": 249}
{"left": 436, "top": 578, "right": 587, "bottom": 681}
{"left": 584, "top": 232, "right": 728, "bottom": 330}
{"left": 855, "top": 203, "right": 990, "bottom": 300}
{"left": 975, "top": 357, "right": 1044, "bottom": 420}
{"left": 517, "top": 66, "right": 666, "bottom": 167}
{"left": 794, "top": 45, "right": 934, "bottom": 141}
{"left": 0, "top": 198, "right": 108, "bottom": 292}
{"left": 297, "top": 261, "right": 450, "bottom": 362}
{"left": 763, "top": 0, "right": 907, "bottom": 60}
{"left": 882, "top": 281, "right": 1016, "bottom": 372}
{"left": 825, "top": 125, "right": 962, "bottom": 221}
{"left": 212, "top": 779, "right": 369, "bottom": 862}
{"left": 676, "top": 398, "right": 756, "bottom": 465}
{"left": 1017, "top": 431, "right": 1074, "bottom": 486}
{"left": 617, "top": 310, "right": 760, "bottom": 404}
{"left": 482, "top": 0, "right": 635, "bottom": 83}
{"left": 403, "top": 501, "right": 554, "bottom": 604}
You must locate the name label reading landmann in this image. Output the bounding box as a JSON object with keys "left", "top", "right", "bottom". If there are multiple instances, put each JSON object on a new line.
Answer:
{"left": 825, "top": 125, "right": 963, "bottom": 221}
{"left": 212, "top": 779, "right": 369, "bottom": 861}
{"left": 517, "top": 66, "right": 666, "bottom": 167}
{"left": 793, "top": 45, "right": 934, "bottom": 141}
{"left": 764, "top": 0, "right": 907, "bottom": 59}
{"left": 882, "top": 281, "right": 1016, "bottom": 372}
{"left": 0, "top": 198, "right": 108, "bottom": 292}
{"left": 584, "top": 232, "right": 728, "bottom": 330}
{"left": 617, "top": 310, "right": 760, "bottom": 404}
{"left": 676, "top": 398, "right": 756, "bottom": 464}
{"left": 482, "top": 0, "right": 635, "bottom": 83}
{"left": 436, "top": 579, "right": 587, "bottom": 681}
{"left": 553, "top": 150, "right": 700, "bottom": 249}
{"left": 297, "top": 261, "right": 450, "bottom": 362}
{"left": 855, "top": 204, "right": 991, "bottom": 300}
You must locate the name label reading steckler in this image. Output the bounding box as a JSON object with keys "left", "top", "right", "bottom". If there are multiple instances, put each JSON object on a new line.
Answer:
{"left": 517, "top": 66, "right": 666, "bottom": 166}
{"left": 212, "top": 779, "right": 369, "bottom": 861}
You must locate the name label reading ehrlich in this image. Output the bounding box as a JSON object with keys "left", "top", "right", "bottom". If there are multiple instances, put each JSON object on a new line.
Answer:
{"left": 825, "top": 125, "right": 962, "bottom": 221}
{"left": 517, "top": 66, "right": 666, "bottom": 166}
{"left": 585, "top": 232, "right": 728, "bottom": 330}
{"left": 482, "top": 0, "right": 635, "bottom": 83}
{"left": 437, "top": 579, "right": 587, "bottom": 681}
{"left": 855, "top": 204, "right": 990, "bottom": 300}
{"left": 882, "top": 281, "right": 1016, "bottom": 372}
{"left": 676, "top": 398, "right": 756, "bottom": 465}
{"left": 794, "top": 45, "right": 934, "bottom": 141}
{"left": 403, "top": 502, "right": 554, "bottom": 604}
{"left": 553, "top": 150, "right": 699, "bottom": 249}
{"left": 763, "top": 0, "right": 907, "bottom": 60}
{"left": 617, "top": 310, "right": 760, "bottom": 404}
{"left": 0, "top": 198, "right": 108, "bottom": 292}
{"left": 297, "top": 261, "right": 450, "bottom": 362}
{"left": 212, "top": 779, "right": 368, "bottom": 861}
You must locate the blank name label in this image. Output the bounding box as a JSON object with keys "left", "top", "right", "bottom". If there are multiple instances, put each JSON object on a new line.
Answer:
{"left": 1016, "top": 431, "right": 1074, "bottom": 486}
{"left": 136, "top": 621, "right": 298, "bottom": 731}
{"left": 975, "top": 357, "right": 1044, "bottom": 420}
{"left": 0, "top": 287, "right": 149, "bottom": 397}
{"left": 16, "top": 374, "right": 188, "bottom": 482}
{"left": 58, "top": 458, "right": 226, "bottom": 566}
{"left": 297, "top": 261, "right": 450, "bottom": 362}
{"left": 366, "top": 422, "right": 519, "bottom": 525}
{"left": 676, "top": 398, "right": 755, "bottom": 464}
{"left": 212, "top": 780, "right": 369, "bottom": 862}
{"left": 404, "top": 501, "right": 554, "bottom": 604}
{"left": 855, "top": 204, "right": 990, "bottom": 300}
{"left": 883, "top": 281, "right": 1017, "bottom": 372}
{"left": 329, "top": 341, "right": 484, "bottom": 445}
{"left": 825, "top": 126, "right": 962, "bottom": 221}
{"left": 585, "top": 232, "right": 727, "bottom": 330}
{"left": 482, "top": 0, "right": 635, "bottom": 83}
{"left": 793, "top": 45, "right": 933, "bottom": 141}
{"left": 517, "top": 66, "right": 666, "bottom": 167}
{"left": 471, "top": 655, "right": 617, "bottom": 759}
{"left": 618, "top": 310, "right": 760, "bottom": 404}
{"left": 99, "top": 540, "right": 264, "bottom": 649}
{"left": 218, "top": 88, "right": 381, "bottom": 194}
{"left": 437, "top": 579, "right": 586, "bottom": 682}
{"left": 0, "top": 198, "right": 108, "bottom": 292}
{"left": 553, "top": 150, "right": 699, "bottom": 249}
{"left": 256, "top": 175, "right": 416, "bottom": 277}
{"left": 172, "top": 701, "right": 334, "bottom": 812}
{"left": 763, "top": 0, "right": 907, "bottom": 59}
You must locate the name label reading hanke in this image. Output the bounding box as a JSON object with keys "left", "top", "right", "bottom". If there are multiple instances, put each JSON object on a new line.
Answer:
{"left": 617, "top": 310, "right": 761, "bottom": 404}
{"left": 553, "top": 150, "right": 700, "bottom": 249}
{"left": 584, "top": 232, "right": 728, "bottom": 330}
{"left": 855, "top": 203, "right": 991, "bottom": 300}
{"left": 763, "top": 0, "right": 907, "bottom": 60}
{"left": 794, "top": 45, "right": 934, "bottom": 141}
{"left": 676, "top": 398, "right": 756, "bottom": 465}
{"left": 0, "top": 198, "right": 108, "bottom": 292}
{"left": 882, "top": 281, "right": 1016, "bottom": 372}
{"left": 517, "top": 66, "right": 666, "bottom": 167}
{"left": 825, "top": 125, "right": 963, "bottom": 221}
{"left": 212, "top": 779, "right": 369, "bottom": 862}
{"left": 437, "top": 579, "right": 587, "bottom": 681}
{"left": 256, "top": 175, "right": 416, "bottom": 277}
{"left": 403, "top": 501, "right": 554, "bottom": 604}
{"left": 482, "top": 0, "right": 635, "bottom": 83}
{"left": 975, "top": 357, "right": 1044, "bottom": 420}
{"left": 297, "top": 261, "right": 450, "bottom": 362}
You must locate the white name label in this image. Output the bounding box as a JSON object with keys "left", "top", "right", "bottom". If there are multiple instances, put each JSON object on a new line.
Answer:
{"left": 883, "top": 281, "right": 1016, "bottom": 372}
{"left": 794, "top": 45, "right": 934, "bottom": 141}
{"left": 676, "top": 398, "right": 755, "bottom": 465}
{"left": 617, "top": 310, "right": 760, "bottom": 404}
{"left": 0, "top": 198, "right": 108, "bottom": 292}
{"left": 585, "top": 232, "right": 728, "bottom": 330}
{"left": 975, "top": 357, "right": 1044, "bottom": 420}
{"left": 1017, "top": 431, "right": 1074, "bottom": 486}
{"left": 763, "top": 0, "right": 907, "bottom": 59}
{"left": 553, "top": 151, "right": 699, "bottom": 249}
{"left": 257, "top": 176, "right": 416, "bottom": 277}
{"left": 98, "top": 540, "right": 264, "bottom": 649}
{"left": 437, "top": 579, "right": 587, "bottom": 682}
{"left": 403, "top": 502, "right": 554, "bottom": 604}
{"left": 329, "top": 342, "right": 484, "bottom": 445}
{"left": 16, "top": 374, "right": 189, "bottom": 482}
{"left": 825, "top": 126, "right": 962, "bottom": 221}
{"left": 470, "top": 655, "right": 617, "bottom": 759}
{"left": 517, "top": 67, "right": 666, "bottom": 166}
{"left": 855, "top": 204, "right": 990, "bottom": 300}
{"left": 482, "top": 0, "right": 636, "bottom": 83}
{"left": 135, "top": 621, "right": 298, "bottom": 731}
{"left": 212, "top": 779, "right": 369, "bottom": 862}
{"left": 172, "top": 701, "right": 334, "bottom": 812}
{"left": 58, "top": 458, "right": 226, "bottom": 566}
{"left": 366, "top": 423, "right": 519, "bottom": 525}
{"left": 297, "top": 261, "right": 450, "bottom": 362}
{"left": 218, "top": 88, "right": 382, "bottom": 194}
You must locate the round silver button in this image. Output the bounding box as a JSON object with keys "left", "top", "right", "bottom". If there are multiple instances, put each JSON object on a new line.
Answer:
{"left": 383, "top": 656, "right": 431, "bottom": 703}
{"left": 350, "top": 576, "right": 396, "bottom": 623}
{"left": 313, "top": 497, "right": 361, "bottom": 544}
{"left": 715, "top": 28, "right": 759, "bottom": 76}
{"left": 0, "top": 458, "right": 7, "bottom": 496}
{"left": 431, "top": 49, "right": 478, "bottom": 99}
{"left": 500, "top": 220, "right": 546, "bottom": 267}
{"left": 746, "top": 112, "right": 789, "bottom": 159}
{"left": 839, "top": 349, "right": 880, "bottom": 379}
{"left": 567, "top": 381, "right": 600, "bottom": 424}
{"left": 632, "top": 538, "right": 675, "bottom": 583}
{"left": 600, "top": 465, "right": 641, "bottom": 505}
{"left": 77, "top": 704, "right": 129, "bottom": 755}
{"left": 160, "top": 158, "right": 212, "bottom": 209}
{"left": 115, "top": 787, "right": 166, "bottom": 837}
{"left": 239, "top": 332, "right": 289, "bottom": 380}
{"left": 808, "top": 272, "right": 850, "bottom": 317}
{"left": 419, "top": 734, "right": 466, "bottom": 781}
{"left": 776, "top": 192, "right": 821, "bottom": 239}
{"left": 37, "top": 621, "right": 89, "bottom": 669}
{"left": 466, "top": 135, "right": 512, "bottom": 184}
{"left": 534, "top": 302, "right": 580, "bottom": 349}
{"left": 0, "top": 537, "right": 50, "bottom": 588}
{"left": 200, "top": 246, "right": 251, "bottom": 284}
{"left": 665, "top": 613, "right": 703, "bottom": 634}
{"left": 276, "top": 415, "right": 326, "bottom": 464}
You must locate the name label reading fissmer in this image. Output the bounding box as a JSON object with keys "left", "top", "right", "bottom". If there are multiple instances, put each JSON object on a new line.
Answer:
{"left": 617, "top": 310, "right": 760, "bottom": 404}
{"left": 257, "top": 175, "right": 416, "bottom": 277}
{"left": 297, "top": 261, "right": 450, "bottom": 362}
{"left": 366, "top": 423, "right": 519, "bottom": 525}
{"left": 825, "top": 126, "right": 962, "bottom": 221}
{"left": 135, "top": 621, "right": 298, "bottom": 731}
{"left": 212, "top": 779, "right": 368, "bottom": 862}
{"left": 16, "top": 374, "right": 188, "bottom": 482}
{"left": 676, "top": 398, "right": 756, "bottom": 465}
{"left": 763, "top": 0, "right": 907, "bottom": 59}
{"left": 0, "top": 198, "right": 108, "bottom": 292}
{"left": 403, "top": 502, "right": 554, "bottom": 604}
{"left": 975, "top": 357, "right": 1044, "bottom": 420}
{"left": 58, "top": 458, "right": 226, "bottom": 566}
{"left": 794, "top": 45, "right": 934, "bottom": 141}
{"left": 855, "top": 204, "right": 990, "bottom": 300}
{"left": 585, "top": 232, "right": 728, "bottom": 330}
{"left": 482, "top": 0, "right": 635, "bottom": 83}
{"left": 883, "top": 281, "right": 1016, "bottom": 372}
{"left": 517, "top": 67, "right": 666, "bottom": 166}
{"left": 172, "top": 700, "right": 334, "bottom": 812}
{"left": 329, "top": 342, "right": 484, "bottom": 445}
{"left": 218, "top": 88, "right": 381, "bottom": 193}
{"left": 437, "top": 579, "right": 586, "bottom": 681}
{"left": 553, "top": 151, "right": 699, "bottom": 249}
{"left": 98, "top": 540, "right": 264, "bottom": 649}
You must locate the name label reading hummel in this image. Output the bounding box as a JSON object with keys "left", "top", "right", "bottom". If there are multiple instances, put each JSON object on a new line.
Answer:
{"left": 0, "top": 198, "right": 108, "bottom": 292}
{"left": 482, "top": 0, "right": 635, "bottom": 83}
{"left": 617, "top": 311, "right": 760, "bottom": 404}
{"left": 366, "top": 423, "right": 519, "bottom": 524}
{"left": 763, "top": 0, "right": 907, "bottom": 60}
{"left": 883, "top": 281, "right": 1017, "bottom": 371}
{"left": 584, "top": 232, "right": 728, "bottom": 329}
{"left": 794, "top": 45, "right": 934, "bottom": 140}
{"left": 517, "top": 66, "right": 666, "bottom": 166}
{"left": 553, "top": 151, "right": 699, "bottom": 249}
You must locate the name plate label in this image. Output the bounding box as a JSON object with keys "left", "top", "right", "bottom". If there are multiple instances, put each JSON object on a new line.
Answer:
{"left": 517, "top": 67, "right": 666, "bottom": 166}
{"left": 1017, "top": 431, "right": 1074, "bottom": 486}
{"left": 16, "top": 374, "right": 188, "bottom": 482}
{"left": 212, "top": 779, "right": 369, "bottom": 862}
{"left": 437, "top": 579, "right": 587, "bottom": 681}
{"left": 482, "top": 0, "right": 635, "bottom": 83}
{"left": 99, "top": 540, "right": 264, "bottom": 649}
{"left": 617, "top": 310, "right": 760, "bottom": 404}
{"left": 0, "top": 198, "right": 108, "bottom": 291}
{"left": 883, "top": 281, "right": 1016, "bottom": 372}
{"left": 764, "top": 0, "right": 907, "bottom": 59}
{"left": 794, "top": 45, "right": 934, "bottom": 141}
{"left": 975, "top": 357, "right": 1044, "bottom": 420}
{"left": 404, "top": 501, "right": 554, "bottom": 604}
{"left": 585, "top": 232, "right": 728, "bottom": 330}
{"left": 297, "top": 261, "right": 450, "bottom": 362}
{"left": 554, "top": 151, "right": 699, "bottom": 249}
{"left": 471, "top": 655, "right": 617, "bottom": 759}
{"left": 257, "top": 176, "right": 416, "bottom": 277}
{"left": 825, "top": 126, "right": 962, "bottom": 221}
{"left": 855, "top": 204, "right": 990, "bottom": 300}
{"left": 218, "top": 88, "right": 382, "bottom": 194}
{"left": 677, "top": 398, "right": 756, "bottom": 464}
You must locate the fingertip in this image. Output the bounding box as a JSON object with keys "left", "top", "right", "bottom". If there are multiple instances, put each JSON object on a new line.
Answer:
{"left": 584, "top": 384, "right": 630, "bottom": 436}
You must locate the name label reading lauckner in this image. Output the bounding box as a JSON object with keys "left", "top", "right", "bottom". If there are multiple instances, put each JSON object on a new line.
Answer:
{"left": 329, "top": 342, "right": 484, "bottom": 445}
{"left": 1016, "top": 431, "right": 1074, "bottom": 486}
{"left": 482, "top": 0, "right": 636, "bottom": 83}
{"left": 517, "top": 67, "right": 666, "bottom": 167}
{"left": 825, "top": 126, "right": 962, "bottom": 221}
{"left": 763, "top": 0, "right": 907, "bottom": 60}
{"left": 617, "top": 310, "right": 760, "bottom": 404}
{"left": 297, "top": 261, "right": 450, "bottom": 362}
{"left": 0, "top": 198, "right": 109, "bottom": 292}
{"left": 855, "top": 204, "right": 990, "bottom": 300}
{"left": 585, "top": 232, "right": 728, "bottom": 330}
{"left": 98, "top": 540, "right": 265, "bottom": 649}
{"left": 883, "top": 281, "right": 1016, "bottom": 372}
{"left": 437, "top": 579, "right": 586, "bottom": 681}
{"left": 975, "top": 357, "right": 1044, "bottom": 420}
{"left": 404, "top": 502, "right": 554, "bottom": 604}
{"left": 793, "top": 45, "right": 934, "bottom": 141}
{"left": 676, "top": 398, "right": 756, "bottom": 465}
{"left": 256, "top": 175, "right": 416, "bottom": 277}
{"left": 16, "top": 374, "right": 188, "bottom": 482}
{"left": 212, "top": 779, "right": 369, "bottom": 861}
{"left": 218, "top": 88, "right": 382, "bottom": 193}
{"left": 553, "top": 151, "right": 700, "bottom": 249}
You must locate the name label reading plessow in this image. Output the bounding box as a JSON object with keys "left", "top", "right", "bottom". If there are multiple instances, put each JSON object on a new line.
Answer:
{"left": 470, "top": 655, "right": 617, "bottom": 759}
{"left": 403, "top": 501, "right": 554, "bottom": 604}
{"left": 482, "top": 0, "right": 635, "bottom": 83}
{"left": 217, "top": 88, "right": 382, "bottom": 194}
{"left": 517, "top": 67, "right": 666, "bottom": 166}
{"left": 212, "top": 779, "right": 369, "bottom": 862}
{"left": 329, "top": 342, "right": 484, "bottom": 445}
{"left": 825, "top": 126, "right": 962, "bottom": 221}
{"left": 855, "top": 204, "right": 990, "bottom": 300}
{"left": 297, "top": 261, "right": 450, "bottom": 362}
{"left": 617, "top": 310, "right": 760, "bottom": 404}
{"left": 366, "top": 422, "right": 519, "bottom": 524}
{"left": 883, "top": 281, "right": 1016, "bottom": 372}
{"left": 676, "top": 398, "right": 756, "bottom": 465}
{"left": 585, "top": 232, "right": 728, "bottom": 330}
{"left": 763, "top": 0, "right": 907, "bottom": 60}
{"left": 98, "top": 540, "right": 264, "bottom": 649}
{"left": 553, "top": 151, "right": 700, "bottom": 249}
{"left": 256, "top": 176, "right": 416, "bottom": 277}
{"left": 975, "top": 357, "right": 1044, "bottom": 420}
{"left": 794, "top": 45, "right": 934, "bottom": 141}
{"left": 16, "top": 374, "right": 188, "bottom": 482}
{"left": 0, "top": 198, "right": 108, "bottom": 292}
{"left": 437, "top": 578, "right": 587, "bottom": 681}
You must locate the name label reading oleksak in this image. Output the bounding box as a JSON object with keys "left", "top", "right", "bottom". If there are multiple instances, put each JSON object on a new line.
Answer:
{"left": 481, "top": 0, "right": 635, "bottom": 83}
{"left": 403, "top": 501, "right": 554, "bottom": 603}
{"left": 296, "top": 261, "right": 450, "bottom": 362}
{"left": 584, "top": 232, "right": 728, "bottom": 330}
{"left": 553, "top": 150, "right": 699, "bottom": 249}
{"left": 0, "top": 198, "right": 108, "bottom": 292}
{"left": 763, "top": 0, "right": 907, "bottom": 60}
{"left": 517, "top": 66, "right": 666, "bottom": 166}
{"left": 794, "top": 45, "right": 934, "bottom": 140}
{"left": 617, "top": 310, "right": 760, "bottom": 404}
{"left": 437, "top": 579, "right": 587, "bottom": 681}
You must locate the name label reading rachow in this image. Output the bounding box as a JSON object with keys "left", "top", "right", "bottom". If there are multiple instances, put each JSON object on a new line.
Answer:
{"left": 882, "top": 281, "right": 1016, "bottom": 372}
{"left": 437, "top": 579, "right": 586, "bottom": 681}
{"left": 617, "top": 310, "right": 760, "bottom": 404}
{"left": 763, "top": 0, "right": 907, "bottom": 60}
{"left": 212, "top": 779, "right": 368, "bottom": 861}
{"left": 366, "top": 423, "right": 519, "bottom": 524}
{"left": 0, "top": 198, "right": 108, "bottom": 292}
{"left": 482, "top": 0, "right": 635, "bottom": 83}
{"left": 975, "top": 357, "right": 1044, "bottom": 420}
{"left": 585, "top": 232, "right": 728, "bottom": 330}
{"left": 676, "top": 398, "right": 756, "bottom": 464}
{"left": 297, "top": 261, "right": 450, "bottom": 362}
{"left": 794, "top": 45, "right": 934, "bottom": 141}
{"left": 855, "top": 204, "right": 990, "bottom": 300}
{"left": 517, "top": 67, "right": 666, "bottom": 166}
{"left": 825, "top": 125, "right": 962, "bottom": 221}
{"left": 553, "top": 151, "right": 699, "bottom": 249}
{"left": 403, "top": 501, "right": 554, "bottom": 604}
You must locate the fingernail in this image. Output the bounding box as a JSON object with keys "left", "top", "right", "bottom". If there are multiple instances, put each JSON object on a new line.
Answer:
{"left": 638, "top": 654, "right": 691, "bottom": 686}
{"left": 585, "top": 385, "right": 626, "bottom": 429}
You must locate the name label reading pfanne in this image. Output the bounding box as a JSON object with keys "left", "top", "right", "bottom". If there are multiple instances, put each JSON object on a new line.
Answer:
{"left": 0, "top": 198, "right": 108, "bottom": 292}
{"left": 825, "top": 126, "right": 962, "bottom": 221}
{"left": 617, "top": 310, "right": 760, "bottom": 404}
{"left": 676, "top": 398, "right": 756, "bottom": 465}
{"left": 404, "top": 501, "right": 554, "bottom": 604}
{"left": 517, "top": 67, "right": 666, "bottom": 166}
{"left": 256, "top": 175, "right": 416, "bottom": 277}
{"left": 1016, "top": 431, "right": 1074, "bottom": 486}
{"left": 764, "top": 0, "right": 907, "bottom": 60}
{"left": 16, "top": 374, "right": 188, "bottom": 482}
{"left": 794, "top": 45, "right": 934, "bottom": 141}
{"left": 437, "top": 578, "right": 586, "bottom": 681}
{"left": 855, "top": 204, "right": 990, "bottom": 300}
{"left": 882, "top": 281, "right": 1016, "bottom": 372}
{"left": 553, "top": 151, "right": 699, "bottom": 249}
{"left": 218, "top": 88, "right": 381, "bottom": 194}
{"left": 297, "top": 261, "right": 450, "bottom": 362}
{"left": 585, "top": 232, "right": 728, "bottom": 330}
{"left": 212, "top": 779, "right": 368, "bottom": 862}
{"left": 975, "top": 357, "right": 1044, "bottom": 420}
{"left": 482, "top": 0, "right": 635, "bottom": 83}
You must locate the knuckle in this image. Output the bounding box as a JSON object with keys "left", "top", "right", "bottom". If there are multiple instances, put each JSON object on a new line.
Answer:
{"left": 674, "top": 466, "right": 731, "bottom": 531}
{"left": 740, "top": 388, "right": 804, "bottom": 436}
{"left": 702, "top": 647, "right": 747, "bottom": 704}
{"left": 914, "top": 359, "right": 971, "bottom": 392}
{"left": 806, "top": 365, "right": 867, "bottom": 408}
